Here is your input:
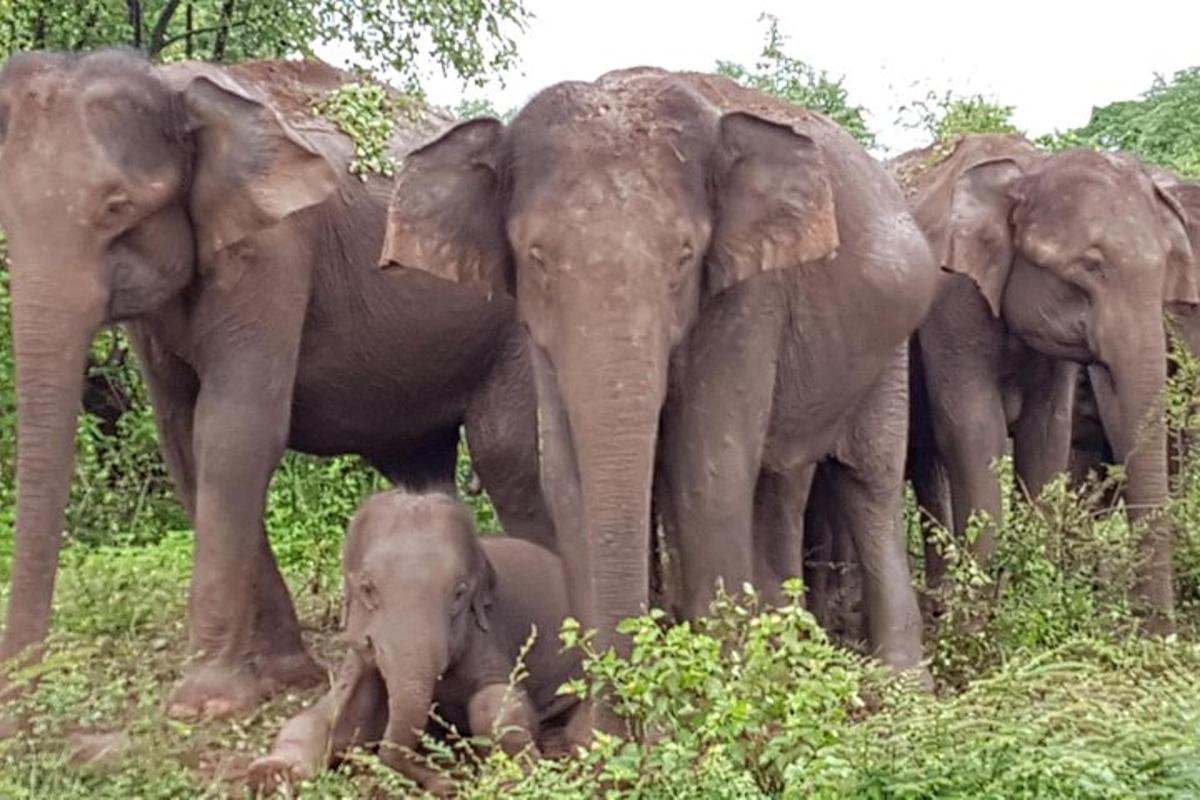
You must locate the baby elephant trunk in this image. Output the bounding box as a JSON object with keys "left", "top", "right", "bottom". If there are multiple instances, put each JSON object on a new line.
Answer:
{"left": 373, "top": 623, "right": 449, "bottom": 784}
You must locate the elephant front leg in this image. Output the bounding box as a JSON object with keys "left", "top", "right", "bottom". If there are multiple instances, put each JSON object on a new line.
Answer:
{"left": 753, "top": 465, "right": 814, "bottom": 607}
{"left": 167, "top": 336, "right": 317, "bottom": 719}
{"left": 249, "top": 649, "right": 386, "bottom": 790}
{"left": 659, "top": 284, "right": 786, "bottom": 619}
{"left": 1012, "top": 357, "right": 1078, "bottom": 500}
{"left": 467, "top": 683, "right": 539, "bottom": 757}
{"left": 466, "top": 326, "right": 557, "bottom": 551}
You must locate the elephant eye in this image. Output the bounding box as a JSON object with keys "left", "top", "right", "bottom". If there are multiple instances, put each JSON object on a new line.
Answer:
{"left": 529, "top": 245, "right": 547, "bottom": 268}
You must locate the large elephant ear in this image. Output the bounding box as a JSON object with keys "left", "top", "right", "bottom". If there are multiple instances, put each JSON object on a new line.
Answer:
{"left": 707, "top": 111, "right": 839, "bottom": 298}
{"left": 167, "top": 66, "right": 338, "bottom": 261}
{"left": 380, "top": 118, "right": 510, "bottom": 297}
{"left": 923, "top": 156, "right": 1024, "bottom": 317}
{"left": 1150, "top": 175, "right": 1200, "bottom": 308}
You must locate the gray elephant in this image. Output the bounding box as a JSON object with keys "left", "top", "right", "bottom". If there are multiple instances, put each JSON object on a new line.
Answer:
{"left": 1069, "top": 170, "right": 1200, "bottom": 487}
{"left": 900, "top": 134, "right": 1199, "bottom": 632}
{"left": 0, "top": 51, "right": 552, "bottom": 718}
{"left": 380, "top": 67, "right": 941, "bottom": 728}
{"left": 247, "top": 490, "right": 583, "bottom": 794}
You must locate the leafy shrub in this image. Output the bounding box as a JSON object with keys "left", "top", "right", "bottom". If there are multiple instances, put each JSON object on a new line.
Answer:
{"left": 717, "top": 14, "right": 876, "bottom": 148}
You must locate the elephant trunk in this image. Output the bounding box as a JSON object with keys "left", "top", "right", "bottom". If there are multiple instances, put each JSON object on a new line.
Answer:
{"left": 1089, "top": 326, "right": 1173, "bottom": 632}
{"left": 374, "top": 622, "right": 448, "bottom": 783}
{"left": 557, "top": 323, "right": 668, "bottom": 659}
{"left": 1, "top": 257, "right": 107, "bottom": 662}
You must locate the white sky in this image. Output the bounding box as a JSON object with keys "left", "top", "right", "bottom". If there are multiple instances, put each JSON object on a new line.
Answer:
{"left": 319, "top": 0, "right": 1200, "bottom": 155}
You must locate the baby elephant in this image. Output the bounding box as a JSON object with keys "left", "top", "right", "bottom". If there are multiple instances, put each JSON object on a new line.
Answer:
{"left": 249, "top": 490, "right": 584, "bottom": 792}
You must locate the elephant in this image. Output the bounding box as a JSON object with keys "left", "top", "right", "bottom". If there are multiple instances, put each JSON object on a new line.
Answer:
{"left": 1068, "top": 170, "right": 1200, "bottom": 488}
{"left": 247, "top": 490, "right": 583, "bottom": 793}
{"left": 0, "top": 50, "right": 553, "bottom": 719}
{"left": 379, "top": 66, "right": 941, "bottom": 728}
{"left": 900, "top": 134, "right": 1199, "bottom": 632}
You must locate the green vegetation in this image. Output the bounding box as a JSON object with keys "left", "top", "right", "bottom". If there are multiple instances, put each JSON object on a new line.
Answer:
{"left": 0, "top": 0, "right": 528, "bottom": 90}
{"left": 1040, "top": 68, "right": 1200, "bottom": 177}
{"left": 717, "top": 14, "right": 875, "bottom": 148}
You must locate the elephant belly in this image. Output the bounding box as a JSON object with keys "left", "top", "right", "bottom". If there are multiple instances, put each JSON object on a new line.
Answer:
{"left": 286, "top": 274, "right": 514, "bottom": 458}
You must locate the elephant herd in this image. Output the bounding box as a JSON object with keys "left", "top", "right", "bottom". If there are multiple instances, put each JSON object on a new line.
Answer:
{"left": 0, "top": 48, "right": 1197, "bottom": 781}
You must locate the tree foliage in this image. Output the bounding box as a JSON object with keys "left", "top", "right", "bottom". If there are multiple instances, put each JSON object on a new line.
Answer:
{"left": 899, "top": 89, "right": 1020, "bottom": 143}
{"left": 1040, "top": 67, "right": 1200, "bottom": 177}
{"left": 716, "top": 14, "right": 875, "bottom": 148}
{"left": 0, "top": 0, "right": 528, "bottom": 89}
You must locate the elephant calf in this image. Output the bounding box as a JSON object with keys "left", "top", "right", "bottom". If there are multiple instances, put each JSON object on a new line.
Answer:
{"left": 248, "top": 490, "right": 584, "bottom": 793}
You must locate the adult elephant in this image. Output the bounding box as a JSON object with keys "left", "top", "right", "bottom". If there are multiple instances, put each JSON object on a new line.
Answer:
{"left": 0, "top": 51, "right": 552, "bottom": 718}
{"left": 902, "top": 134, "right": 1198, "bottom": 632}
{"left": 380, "top": 67, "right": 940, "bottom": 728}
{"left": 1069, "top": 170, "right": 1200, "bottom": 485}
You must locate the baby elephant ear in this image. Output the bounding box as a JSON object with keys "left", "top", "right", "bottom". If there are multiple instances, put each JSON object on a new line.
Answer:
{"left": 470, "top": 554, "right": 498, "bottom": 634}
{"left": 708, "top": 111, "right": 839, "bottom": 299}
{"left": 382, "top": 118, "right": 511, "bottom": 297}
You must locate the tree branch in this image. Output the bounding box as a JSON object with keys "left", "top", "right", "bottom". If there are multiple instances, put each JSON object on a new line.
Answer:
{"left": 127, "top": 0, "right": 143, "bottom": 49}
{"left": 211, "top": 0, "right": 235, "bottom": 62}
{"left": 147, "top": 0, "right": 185, "bottom": 57}
{"left": 156, "top": 18, "right": 246, "bottom": 54}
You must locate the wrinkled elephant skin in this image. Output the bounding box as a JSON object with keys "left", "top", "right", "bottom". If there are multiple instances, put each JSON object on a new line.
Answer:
{"left": 248, "top": 491, "right": 583, "bottom": 793}
{"left": 0, "top": 51, "right": 552, "bottom": 718}
{"left": 381, "top": 68, "right": 941, "bottom": 727}
{"left": 903, "top": 134, "right": 1199, "bottom": 631}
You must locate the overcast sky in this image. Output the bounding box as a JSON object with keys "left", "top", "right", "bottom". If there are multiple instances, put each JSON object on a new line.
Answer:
{"left": 321, "top": 1, "right": 1200, "bottom": 154}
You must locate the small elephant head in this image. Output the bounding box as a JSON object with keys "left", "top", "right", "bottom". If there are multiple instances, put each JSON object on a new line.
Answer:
{"left": 0, "top": 50, "right": 337, "bottom": 657}
{"left": 922, "top": 134, "right": 1200, "bottom": 544}
{"left": 340, "top": 490, "right": 495, "bottom": 757}
{"left": 379, "top": 69, "right": 840, "bottom": 636}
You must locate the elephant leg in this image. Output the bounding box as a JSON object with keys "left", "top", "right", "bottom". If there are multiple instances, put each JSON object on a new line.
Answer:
{"left": 248, "top": 650, "right": 385, "bottom": 790}
{"left": 467, "top": 683, "right": 538, "bottom": 756}
{"left": 466, "top": 326, "right": 557, "bottom": 551}
{"left": 125, "top": 324, "right": 200, "bottom": 521}
{"left": 1012, "top": 358, "right": 1078, "bottom": 500}
{"left": 825, "top": 348, "right": 926, "bottom": 676}
{"left": 907, "top": 333, "right": 953, "bottom": 588}
{"left": 910, "top": 449, "right": 952, "bottom": 588}
{"left": 131, "top": 323, "right": 321, "bottom": 705}
{"left": 753, "top": 464, "right": 815, "bottom": 608}
{"left": 804, "top": 462, "right": 866, "bottom": 644}
{"left": 167, "top": 263, "right": 315, "bottom": 720}
{"left": 659, "top": 285, "right": 785, "bottom": 620}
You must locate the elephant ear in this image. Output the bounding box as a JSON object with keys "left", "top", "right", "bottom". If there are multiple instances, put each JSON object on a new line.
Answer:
{"left": 167, "top": 65, "right": 339, "bottom": 262}
{"left": 470, "top": 554, "right": 498, "bottom": 634}
{"left": 925, "top": 156, "right": 1025, "bottom": 317}
{"left": 381, "top": 118, "right": 511, "bottom": 297}
{"left": 1150, "top": 176, "right": 1200, "bottom": 309}
{"left": 707, "top": 111, "right": 839, "bottom": 299}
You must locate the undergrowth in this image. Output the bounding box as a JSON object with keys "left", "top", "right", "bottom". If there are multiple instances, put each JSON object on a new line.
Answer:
{"left": 2, "top": 254, "right": 1200, "bottom": 796}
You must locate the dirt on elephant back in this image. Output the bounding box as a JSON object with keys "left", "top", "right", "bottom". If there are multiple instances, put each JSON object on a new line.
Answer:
{"left": 224, "top": 58, "right": 454, "bottom": 160}
{"left": 885, "top": 139, "right": 960, "bottom": 199}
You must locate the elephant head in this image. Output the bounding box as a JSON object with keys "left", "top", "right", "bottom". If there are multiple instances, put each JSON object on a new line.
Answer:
{"left": 379, "top": 69, "right": 840, "bottom": 658}
{"left": 0, "top": 50, "right": 337, "bottom": 661}
{"left": 920, "top": 135, "right": 1200, "bottom": 623}
{"left": 340, "top": 490, "right": 495, "bottom": 768}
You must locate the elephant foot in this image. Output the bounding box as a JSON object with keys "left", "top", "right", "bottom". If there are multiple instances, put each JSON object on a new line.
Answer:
{"left": 247, "top": 750, "right": 320, "bottom": 792}
{"left": 256, "top": 648, "right": 327, "bottom": 696}
{"left": 167, "top": 663, "right": 264, "bottom": 721}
